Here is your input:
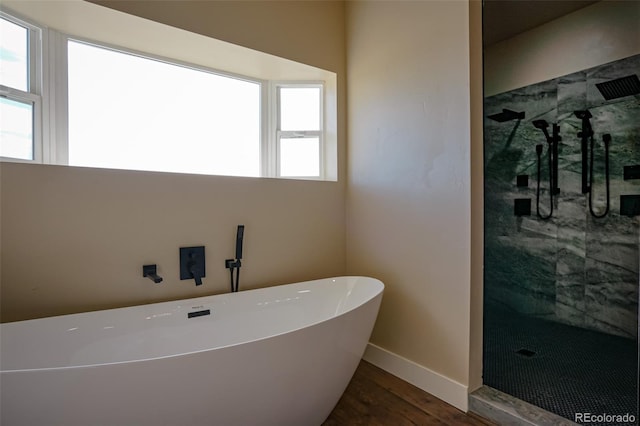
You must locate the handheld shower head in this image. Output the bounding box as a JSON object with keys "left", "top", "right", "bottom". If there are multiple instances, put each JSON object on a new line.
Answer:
{"left": 574, "top": 110, "right": 592, "bottom": 120}
{"left": 532, "top": 119, "right": 549, "bottom": 129}
{"left": 533, "top": 120, "right": 551, "bottom": 142}
{"left": 235, "top": 225, "right": 245, "bottom": 260}
{"left": 574, "top": 110, "right": 593, "bottom": 138}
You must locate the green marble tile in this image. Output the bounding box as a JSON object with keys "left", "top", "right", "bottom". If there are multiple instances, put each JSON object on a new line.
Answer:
{"left": 484, "top": 53, "right": 640, "bottom": 338}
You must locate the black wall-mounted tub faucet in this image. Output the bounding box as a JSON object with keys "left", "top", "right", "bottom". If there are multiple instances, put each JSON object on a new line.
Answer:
{"left": 142, "top": 264, "right": 163, "bottom": 284}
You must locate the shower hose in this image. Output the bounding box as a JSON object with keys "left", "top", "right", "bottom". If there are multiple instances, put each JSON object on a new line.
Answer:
{"left": 536, "top": 143, "right": 554, "bottom": 220}
{"left": 588, "top": 134, "right": 611, "bottom": 218}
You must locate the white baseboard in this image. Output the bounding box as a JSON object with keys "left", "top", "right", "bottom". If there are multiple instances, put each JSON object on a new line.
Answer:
{"left": 363, "top": 343, "right": 469, "bottom": 412}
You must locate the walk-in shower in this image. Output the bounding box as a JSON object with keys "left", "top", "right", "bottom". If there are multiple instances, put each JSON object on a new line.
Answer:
{"left": 483, "top": 53, "right": 640, "bottom": 424}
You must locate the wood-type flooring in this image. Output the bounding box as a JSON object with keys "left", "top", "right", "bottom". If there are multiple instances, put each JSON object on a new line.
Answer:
{"left": 323, "top": 361, "right": 495, "bottom": 426}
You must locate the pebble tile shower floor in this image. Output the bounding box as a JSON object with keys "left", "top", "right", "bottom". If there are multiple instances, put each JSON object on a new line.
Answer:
{"left": 484, "top": 302, "right": 638, "bottom": 425}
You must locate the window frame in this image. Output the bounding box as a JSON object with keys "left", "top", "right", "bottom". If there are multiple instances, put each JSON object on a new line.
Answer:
{"left": 273, "top": 82, "right": 325, "bottom": 179}
{"left": 0, "top": 10, "right": 45, "bottom": 163}
{"left": 61, "top": 35, "right": 267, "bottom": 177}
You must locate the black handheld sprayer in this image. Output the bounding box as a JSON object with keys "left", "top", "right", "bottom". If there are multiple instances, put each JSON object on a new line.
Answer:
{"left": 225, "top": 225, "right": 245, "bottom": 292}
{"left": 574, "top": 110, "right": 610, "bottom": 218}
{"left": 532, "top": 119, "right": 560, "bottom": 220}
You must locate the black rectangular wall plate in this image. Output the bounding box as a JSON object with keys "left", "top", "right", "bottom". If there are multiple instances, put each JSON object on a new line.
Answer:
{"left": 620, "top": 195, "right": 640, "bottom": 217}
{"left": 514, "top": 198, "right": 531, "bottom": 216}
{"left": 623, "top": 165, "right": 640, "bottom": 180}
{"left": 179, "top": 246, "right": 206, "bottom": 281}
{"left": 516, "top": 175, "right": 529, "bottom": 187}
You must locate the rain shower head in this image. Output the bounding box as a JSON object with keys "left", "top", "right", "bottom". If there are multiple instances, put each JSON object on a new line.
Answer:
{"left": 595, "top": 74, "right": 640, "bottom": 101}
{"left": 487, "top": 108, "right": 525, "bottom": 122}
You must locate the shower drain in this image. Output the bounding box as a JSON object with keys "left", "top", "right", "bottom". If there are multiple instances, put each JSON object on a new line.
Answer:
{"left": 515, "top": 348, "right": 536, "bottom": 358}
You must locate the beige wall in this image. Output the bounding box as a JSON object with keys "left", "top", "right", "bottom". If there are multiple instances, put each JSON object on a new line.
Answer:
{"left": 1, "top": 164, "right": 345, "bottom": 321}
{"left": 0, "top": 1, "right": 347, "bottom": 322}
{"left": 345, "top": 0, "right": 473, "bottom": 386}
{"left": 485, "top": 0, "right": 640, "bottom": 96}
{"left": 89, "top": 0, "right": 345, "bottom": 75}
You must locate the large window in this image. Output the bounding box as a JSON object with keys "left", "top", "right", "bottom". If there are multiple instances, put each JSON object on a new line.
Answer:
{"left": 0, "top": 14, "right": 41, "bottom": 162}
{"left": 0, "top": 7, "right": 333, "bottom": 180}
{"left": 67, "top": 41, "right": 261, "bottom": 176}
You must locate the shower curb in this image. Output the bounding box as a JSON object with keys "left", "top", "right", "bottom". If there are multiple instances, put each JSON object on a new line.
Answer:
{"left": 469, "top": 386, "right": 580, "bottom": 426}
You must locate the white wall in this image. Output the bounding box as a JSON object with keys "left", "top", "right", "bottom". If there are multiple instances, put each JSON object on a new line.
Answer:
{"left": 346, "top": 0, "right": 475, "bottom": 410}
{"left": 485, "top": 0, "right": 640, "bottom": 96}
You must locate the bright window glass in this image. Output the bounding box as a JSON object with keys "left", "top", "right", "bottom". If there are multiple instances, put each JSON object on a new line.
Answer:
{"left": 67, "top": 40, "right": 261, "bottom": 176}
{"left": 280, "top": 87, "right": 320, "bottom": 131}
{"left": 280, "top": 137, "right": 319, "bottom": 177}
{"left": 0, "top": 97, "right": 33, "bottom": 160}
{"left": 0, "top": 17, "right": 29, "bottom": 91}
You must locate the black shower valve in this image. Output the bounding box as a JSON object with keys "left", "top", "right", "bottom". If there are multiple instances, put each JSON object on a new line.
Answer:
{"left": 516, "top": 175, "right": 529, "bottom": 187}
{"left": 180, "top": 246, "right": 206, "bottom": 286}
{"left": 514, "top": 198, "right": 532, "bottom": 216}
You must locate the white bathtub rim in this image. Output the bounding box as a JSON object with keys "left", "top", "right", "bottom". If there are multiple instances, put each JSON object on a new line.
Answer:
{"left": 1, "top": 302, "right": 378, "bottom": 374}
{"left": 1, "top": 276, "right": 381, "bottom": 325}
{"left": 1, "top": 276, "right": 384, "bottom": 373}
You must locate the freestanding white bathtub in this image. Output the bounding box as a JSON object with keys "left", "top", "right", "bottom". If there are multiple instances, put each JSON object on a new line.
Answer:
{"left": 0, "top": 276, "right": 383, "bottom": 426}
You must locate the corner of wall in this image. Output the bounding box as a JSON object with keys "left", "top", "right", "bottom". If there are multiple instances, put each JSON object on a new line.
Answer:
{"left": 468, "top": 0, "right": 484, "bottom": 394}
{"left": 363, "top": 343, "right": 469, "bottom": 411}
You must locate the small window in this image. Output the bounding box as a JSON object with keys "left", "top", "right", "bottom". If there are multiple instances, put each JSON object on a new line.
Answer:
{"left": 0, "top": 17, "right": 29, "bottom": 91}
{"left": 67, "top": 40, "right": 261, "bottom": 176}
{"left": 0, "top": 97, "right": 33, "bottom": 160}
{"left": 0, "top": 14, "right": 40, "bottom": 162}
{"left": 277, "top": 85, "right": 323, "bottom": 178}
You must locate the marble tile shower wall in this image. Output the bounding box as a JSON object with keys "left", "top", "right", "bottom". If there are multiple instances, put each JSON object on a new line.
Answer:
{"left": 484, "top": 54, "right": 640, "bottom": 340}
